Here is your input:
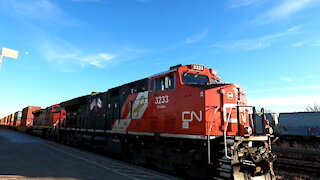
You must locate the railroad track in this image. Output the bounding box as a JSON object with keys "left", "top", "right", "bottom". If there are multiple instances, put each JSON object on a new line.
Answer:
{"left": 274, "top": 156, "right": 320, "bottom": 174}
{"left": 272, "top": 145, "right": 320, "bottom": 178}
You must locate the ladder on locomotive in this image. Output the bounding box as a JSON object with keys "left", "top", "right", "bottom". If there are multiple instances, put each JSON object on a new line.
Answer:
{"left": 214, "top": 105, "right": 256, "bottom": 180}
{"left": 214, "top": 137, "right": 234, "bottom": 180}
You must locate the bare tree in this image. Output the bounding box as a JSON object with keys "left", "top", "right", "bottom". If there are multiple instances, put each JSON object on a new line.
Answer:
{"left": 255, "top": 108, "right": 273, "bottom": 114}
{"left": 305, "top": 103, "right": 320, "bottom": 112}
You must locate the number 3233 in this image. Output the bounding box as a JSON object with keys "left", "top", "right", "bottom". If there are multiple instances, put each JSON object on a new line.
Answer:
{"left": 155, "top": 95, "right": 169, "bottom": 104}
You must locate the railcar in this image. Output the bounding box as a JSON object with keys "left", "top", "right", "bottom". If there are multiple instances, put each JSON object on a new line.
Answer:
{"left": 5, "top": 113, "right": 15, "bottom": 126}
{"left": 54, "top": 64, "right": 276, "bottom": 179}
{"left": 13, "top": 111, "right": 22, "bottom": 127}
{"left": 1, "top": 116, "right": 7, "bottom": 126}
{"left": 275, "top": 112, "right": 320, "bottom": 138}
{"left": 21, "top": 106, "right": 41, "bottom": 127}
{"left": 0, "top": 117, "right": 4, "bottom": 125}
{"left": 256, "top": 112, "right": 320, "bottom": 138}
{"left": 28, "top": 104, "right": 66, "bottom": 137}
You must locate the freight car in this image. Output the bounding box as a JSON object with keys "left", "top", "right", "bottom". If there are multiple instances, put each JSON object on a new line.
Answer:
{"left": 3, "top": 64, "right": 276, "bottom": 179}
{"left": 4, "top": 113, "right": 15, "bottom": 126}
{"left": 0, "top": 116, "right": 6, "bottom": 126}
{"left": 275, "top": 112, "right": 320, "bottom": 138}
{"left": 13, "top": 111, "right": 22, "bottom": 127}
{"left": 0, "top": 114, "right": 13, "bottom": 127}
{"left": 0, "top": 117, "right": 4, "bottom": 125}
{"left": 256, "top": 112, "right": 320, "bottom": 138}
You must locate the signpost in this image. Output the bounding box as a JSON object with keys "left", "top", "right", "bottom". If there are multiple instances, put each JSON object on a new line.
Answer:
{"left": 0, "top": 47, "right": 19, "bottom": 71}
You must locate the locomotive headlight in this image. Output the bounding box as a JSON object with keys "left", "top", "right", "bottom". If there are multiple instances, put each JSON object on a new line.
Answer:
{"left": 248, "top": 141, "right": 253, "bottom": 147}
{"left": 244, "top": 126, "right": 252, "bottom": 135}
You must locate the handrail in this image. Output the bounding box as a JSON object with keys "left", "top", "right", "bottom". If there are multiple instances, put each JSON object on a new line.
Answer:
{"left": 224, "top": 106, "right": 235, "bottom": 159}
{"left": 207, "top": 106, "right": 220, "bottom": 164}
{"left": 208, "top": 107, "right": 220, "bottom": 134}
{"left": 223, "top": 105, "right": 261, "bottom": 159}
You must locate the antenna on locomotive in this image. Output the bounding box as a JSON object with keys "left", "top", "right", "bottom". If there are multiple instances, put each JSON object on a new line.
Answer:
{"left": 0, "top": 47, "right": 19, "bottom": 71}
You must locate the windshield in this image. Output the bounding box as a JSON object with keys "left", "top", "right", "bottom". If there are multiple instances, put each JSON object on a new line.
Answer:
{"left": 211, "top": 77, "right": 218, "bottom": 84}
{"left": 182, "top": 73, "right": 209, "bottom": 85}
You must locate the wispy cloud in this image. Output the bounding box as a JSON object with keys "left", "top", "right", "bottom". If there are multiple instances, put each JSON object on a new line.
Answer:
{"left": 291, "top": 41, "right": 307, "bottom": 48}
{"left": 266, "top": 0, "right": 317, "bottom": 22}
{"left": 33, "top": 31, "right": 150, "bottom": 71}
{"left": 0, "top": 0, "right": 60, "bottom": 19}
{"left": 37, "top": 35, "right": 117, "bottom": 69}
{"left": 281, "top": 76, "right": 313, "bottom": 82}
{"left": 212, "top": 40, "right": 270, "bottom": 51}
{"left": 185, "top": 28, "right": 209, "bottom": 44}
{"left": 226, "top": 0, "right": 262, "bottom": 9}
{"left": 0, "top": 0, "right": 79, "bottom": 26}
{"left": 249, "top": 95, "right": 320, "bottom": 112}
{"left": 122, "top": 48, "right": 153, "bottom": 53}
{"left": 247, "top": 83, "right": 319, "bottom": 94}
{"left": 311, "top": 41, "right": 320, "bottom": 47}
{"left": 81, "top": 53, "right": 115, "bottom": 67}
{"left": 211, "top": 26, "right": 300, "bottom": 51}
{"left": 281, "top": 77, "right": 293, "bottom": 82}
{"left": 71, "top": 0, "right": 105, "bottom": 3}
{"left": 268, "top": 0, "right": 315, "bottom": 18}
{"left": 135, "top": 0, "right": 150, "bottom": 2}
{"left": 290, "top": 40, "right": 320, "bottom": 48}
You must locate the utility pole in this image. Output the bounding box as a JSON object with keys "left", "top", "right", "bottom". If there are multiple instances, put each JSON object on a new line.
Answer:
{"left": 0, "top": 47, "right": 19, "bottom": 71}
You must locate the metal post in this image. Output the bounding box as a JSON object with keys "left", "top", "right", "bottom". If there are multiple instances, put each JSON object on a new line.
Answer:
{"left": 237, "top": 106, "right": 240, "bottom": 136}
{"left": 261, "top": 108, "right": 266, "bottom": 135}
{"left": 0, "top": 55, "right": 3, "bottom": 71}
{"left": 253, "top": 107, "right": 257, "bottom": 134}
{"left": 207, "top": 135, "right": 211, "bottom": 164}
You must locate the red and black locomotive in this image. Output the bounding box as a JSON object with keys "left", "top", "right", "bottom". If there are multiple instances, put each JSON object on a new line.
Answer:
{"left": 2, "top": 64, "right": 276, "bottom": 179}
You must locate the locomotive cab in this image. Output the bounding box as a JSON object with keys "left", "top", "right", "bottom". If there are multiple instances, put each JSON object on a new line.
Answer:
{"left": 148, "top": 64, "right": 276, "bottom": 179}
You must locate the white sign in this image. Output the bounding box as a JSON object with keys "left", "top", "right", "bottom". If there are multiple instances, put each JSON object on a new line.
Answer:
{"left": 191, "top": 64, "right": 204, "bottom": 71}
{"left": 1, "top": 48, "right": 19, "bottom": 59}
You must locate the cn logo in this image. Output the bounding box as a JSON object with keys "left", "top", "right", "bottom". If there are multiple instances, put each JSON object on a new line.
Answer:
{"left": 182, "top": 111, "right": 202, "bottom": 129}
{"left": 90, "top": 98, "right": 102, "bottom": 111}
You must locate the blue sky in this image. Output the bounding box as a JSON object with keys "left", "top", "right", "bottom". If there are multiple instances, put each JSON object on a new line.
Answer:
{"left": 1, "top": 0, "right": 320, "bottom": 117}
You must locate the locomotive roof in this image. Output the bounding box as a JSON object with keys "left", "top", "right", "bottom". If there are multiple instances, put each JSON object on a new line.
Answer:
{"left": 60, "top": 94, "right": 91, "bottom": 107}
{"left": 108, "top": 78, "right": 148, "bottom": 91}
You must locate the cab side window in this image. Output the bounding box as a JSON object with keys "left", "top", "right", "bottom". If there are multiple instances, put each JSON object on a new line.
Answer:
{"left": 150, "top": 79, "right": 155, "bottom": 93}
{"left": 157, "top": 79, "right": 165, "bottom": 91}
{"left": 154, "top": 74, "right": 175, "bottom": 92}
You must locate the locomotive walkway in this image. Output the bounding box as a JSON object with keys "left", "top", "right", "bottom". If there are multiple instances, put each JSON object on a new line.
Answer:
{"left": 0, "top": 129, "right": 181, "bottom": 180}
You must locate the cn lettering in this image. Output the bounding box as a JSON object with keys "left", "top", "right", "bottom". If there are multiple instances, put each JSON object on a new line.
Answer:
{"left": 182, "top": 111, "right": 202, "bottom": 129}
